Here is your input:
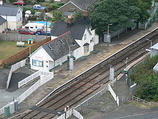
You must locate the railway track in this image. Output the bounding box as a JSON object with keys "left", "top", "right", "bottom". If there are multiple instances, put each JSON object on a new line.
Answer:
{"left": 16, "top": 28, "right": 158, "bottom": 119}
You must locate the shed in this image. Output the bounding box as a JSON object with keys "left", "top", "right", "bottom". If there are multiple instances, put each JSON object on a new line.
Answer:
{"left": 27, "top": 39, "right": 34, "bottom": 44}
{"left": 29, "top": 31, "right": 80, "bottom": 71}
{"left": 150, "top": 43, "right": 158, "bottom": 57}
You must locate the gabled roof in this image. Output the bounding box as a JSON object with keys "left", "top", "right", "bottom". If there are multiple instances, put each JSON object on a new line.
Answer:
{"left": 0, "top": 16, "right": 6, "bottom": 25}
{"left": 59, "top": 0, "right": 98, "bottom": 11}
{"left": 71, "top": 0, "right": 98, "bottom": 10}
{"left": 51, "top": 17, "right": 91, "bottom": 40}
{"left": 0, "top": 5, "right": 20, "bottom": 16}
{"left": 42, "top": 31, "right": 80, "bottom": 60}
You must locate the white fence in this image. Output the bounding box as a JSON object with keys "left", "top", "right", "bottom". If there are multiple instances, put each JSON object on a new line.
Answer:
{"left": 0, "top": 71, "right": 53, "bottom": 116}
{"left": 17, "top": 79, "right": 41, "bottom": 104}
{"left": 18, "top": 71, "right": 40, "bottom": 88}
{"left": 18, "top": 71, "right": 53, "bottom": 88}
{"left": 57, "top": 109, "right": 83, "bottom": 119}
{"left": 6, "top": 59, "right": 26, "bottom": 89}
{"left": 108, "top": 84, "right": 119, "bottom": 106}
{"left": 17, "top": 71, "right": 53, "bottom": 104}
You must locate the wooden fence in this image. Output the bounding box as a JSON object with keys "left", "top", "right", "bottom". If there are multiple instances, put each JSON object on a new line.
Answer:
{"left": 131, "top": 95, "right": 151, "bottom": 107}
{"left": 0, "top": 37, "right": 51, "bottom": 67}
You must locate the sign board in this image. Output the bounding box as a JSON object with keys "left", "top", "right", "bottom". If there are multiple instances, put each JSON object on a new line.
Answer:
{"left": 109, "top": 66, "right": 114, "bottom": 80}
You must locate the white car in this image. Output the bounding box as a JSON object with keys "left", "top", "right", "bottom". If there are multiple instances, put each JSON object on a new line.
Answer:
{"left": 33, "top": 4, "right": 46, "bottom": 10}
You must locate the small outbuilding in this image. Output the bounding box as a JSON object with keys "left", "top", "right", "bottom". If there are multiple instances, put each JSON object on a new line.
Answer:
{"left": 150, "top": 43, "right": 158, "bottom": 57}
{"left": 27, "top": 39, "right": 34, "bottom": 44}
{"left": 29, "top": 31, "right": 80, "bottom": 72}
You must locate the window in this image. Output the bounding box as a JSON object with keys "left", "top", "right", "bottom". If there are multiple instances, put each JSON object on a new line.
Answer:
{"left": 84, "top": 45, "right": 89, "bottom": 53}
{"left": 84, "top": 34, "right": 86, "bottom": 40}
{"left": 69, "top": 8, "right": 76, "bottom": 12}
{"left": 32, "top": 59, "right": 43, "bottom": 67}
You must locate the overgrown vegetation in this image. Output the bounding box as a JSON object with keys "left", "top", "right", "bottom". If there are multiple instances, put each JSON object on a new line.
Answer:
{"left": 130, "top": 55, "right": 158, "bottom": 101}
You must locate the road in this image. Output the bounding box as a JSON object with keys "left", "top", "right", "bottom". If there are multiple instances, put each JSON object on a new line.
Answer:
{"left": 99, "top": 105, "right": 158, "bottom": 119}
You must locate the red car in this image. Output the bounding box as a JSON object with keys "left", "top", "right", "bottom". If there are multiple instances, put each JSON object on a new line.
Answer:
{"left": 19, "top": 28, "right": 35, "bottom": 35}
{"left": 13, "top": 1, "right": 25, "bottom": 5}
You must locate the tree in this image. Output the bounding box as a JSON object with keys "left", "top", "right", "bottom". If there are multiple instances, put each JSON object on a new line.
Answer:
{"left": 74, "top": 11, "right": 82, "bottom": 21}
{"left": 53, "top": 10, "right": 63, "bottom": 22}
{"left": 90, "top": 0, "right": 140, "bottom": 35}
{"left": 131, "top": 0, "right": 151, "bottom": 24}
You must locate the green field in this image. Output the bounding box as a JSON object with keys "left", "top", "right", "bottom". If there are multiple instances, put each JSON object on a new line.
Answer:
{"left": 0, "top": 41, "right": 30, "bottom": 60}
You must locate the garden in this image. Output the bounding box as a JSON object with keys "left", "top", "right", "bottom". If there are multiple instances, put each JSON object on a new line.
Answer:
{"left": 0, "top": 40, "right": 30, "bottom": 60}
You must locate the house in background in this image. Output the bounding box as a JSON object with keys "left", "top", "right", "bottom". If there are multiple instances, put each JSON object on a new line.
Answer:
{"left": 0, "top": 5, "right": 22, "bottom": 30}
{"left": 29, "top": 31, "right": 80, "bottom": 71}
{"left": 54, "top": 0, "right": 69, "bottom": 3}
{"left": 0, "top": 16, "right": 7, "bottom": 33}
{"left": 58, "top": 0, "right": 98, "bottom": 16}
{"left": 51, "top": 13, "right": 99, "bottom": 59}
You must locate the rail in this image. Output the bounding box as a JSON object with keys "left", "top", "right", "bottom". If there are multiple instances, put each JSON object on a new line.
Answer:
{"left": 36, "top": 26, "right": 158, "bottom": 106}
{"left": 12, "top": 26, "right": 158, "bottom": 118}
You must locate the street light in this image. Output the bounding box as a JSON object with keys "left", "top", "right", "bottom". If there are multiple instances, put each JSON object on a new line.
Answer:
{"left": 107, "top": 24, "right": 112, "bottom": 35}
{"left": 125, "top": 57, "right": 128, "bottom": 68}
{"left": 45, "top": 16, "right": 48, "bottom": 38}
{"left": 68, "top": 44, "right": 76, "bottom": 71}
{"left": 146, "top": 39, "right": 152, "bottom": 47}
{"left": 107, "top": 24, "right": 112, "bottom": 44}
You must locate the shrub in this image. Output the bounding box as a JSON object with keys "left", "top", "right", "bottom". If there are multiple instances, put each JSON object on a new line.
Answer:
{"left": 130, "top": 55, "right": 158, "bottom": 101}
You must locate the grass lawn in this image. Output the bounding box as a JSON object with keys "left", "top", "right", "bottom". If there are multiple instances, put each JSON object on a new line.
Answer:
{"left": 0, "top": 41, "right": 30, "bottom": 60}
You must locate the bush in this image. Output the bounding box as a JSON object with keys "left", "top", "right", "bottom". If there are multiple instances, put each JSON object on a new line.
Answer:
{"left": 130, "top": 55, "right": 158, "bottom": 101}
{"left": 28, "top": 16, "right": 37, "bottom": 21}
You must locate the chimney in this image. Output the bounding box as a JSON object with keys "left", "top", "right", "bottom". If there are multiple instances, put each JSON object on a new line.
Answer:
{"left": 65, "top": 14, "right": 74, "bottom": 27}
{"left": 82, "top": 11, "right": 89, "bottom": 17}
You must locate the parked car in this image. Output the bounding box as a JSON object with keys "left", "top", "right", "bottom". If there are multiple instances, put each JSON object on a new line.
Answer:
{"left": 35, "top": 29, "right": 51, "bottom": 35}
{"left": 19, "top": 28, "right": 35, "bottom": 35}
{"left": 33, "top": 4, "right": 46, "bottom": 10}
{"left": 13, "top": 0, "right": 25, "bottom": 5}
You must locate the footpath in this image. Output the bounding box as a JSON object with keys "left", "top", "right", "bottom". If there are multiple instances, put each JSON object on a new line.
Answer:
{"left": 6, "top": 23, "right": 158, "bottom": 119}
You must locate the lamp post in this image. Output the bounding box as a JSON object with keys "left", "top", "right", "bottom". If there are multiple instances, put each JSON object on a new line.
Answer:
{"left": 45, "top": 16, "right": 48, "bottom": 38}
{"left": 107, "top": 24, "right": 112, "bottom": 35}
{"left": 125, "top": 57, "right": 128, "bottom": 68}
{"left": 68, "top": 44, "right": 76, "bottom": 71}
{"left": 146, "top": 39, "right": 152, "bottom": 47}
{"left": 120, "top": 70, "right": 129, "bottom": 84}
{"left": 107, "top": 24, "right": 112, "bottom": 44}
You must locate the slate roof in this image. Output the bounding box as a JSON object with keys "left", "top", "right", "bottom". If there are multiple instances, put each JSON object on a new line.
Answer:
{"left": 42, "top": 31, "right": 80, "bottom": 60}
{"left": 0, "top": 5, "right": 19, "bottom": 16}
{"left": 60, "top": 0, "right": 98, "bottom": 10}
{"left": 70, "top": 0, "right": 98, "bottom": 10}
{"left": 0, "top": 16, "right": 6, "bottom": 25}
{"left": 51, "top": 17, "right": 91, "bottom": 40}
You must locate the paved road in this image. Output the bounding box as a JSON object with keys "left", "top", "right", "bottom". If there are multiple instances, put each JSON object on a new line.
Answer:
{"left": 99, "top": 106, "right": 158, "bottom": 119}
